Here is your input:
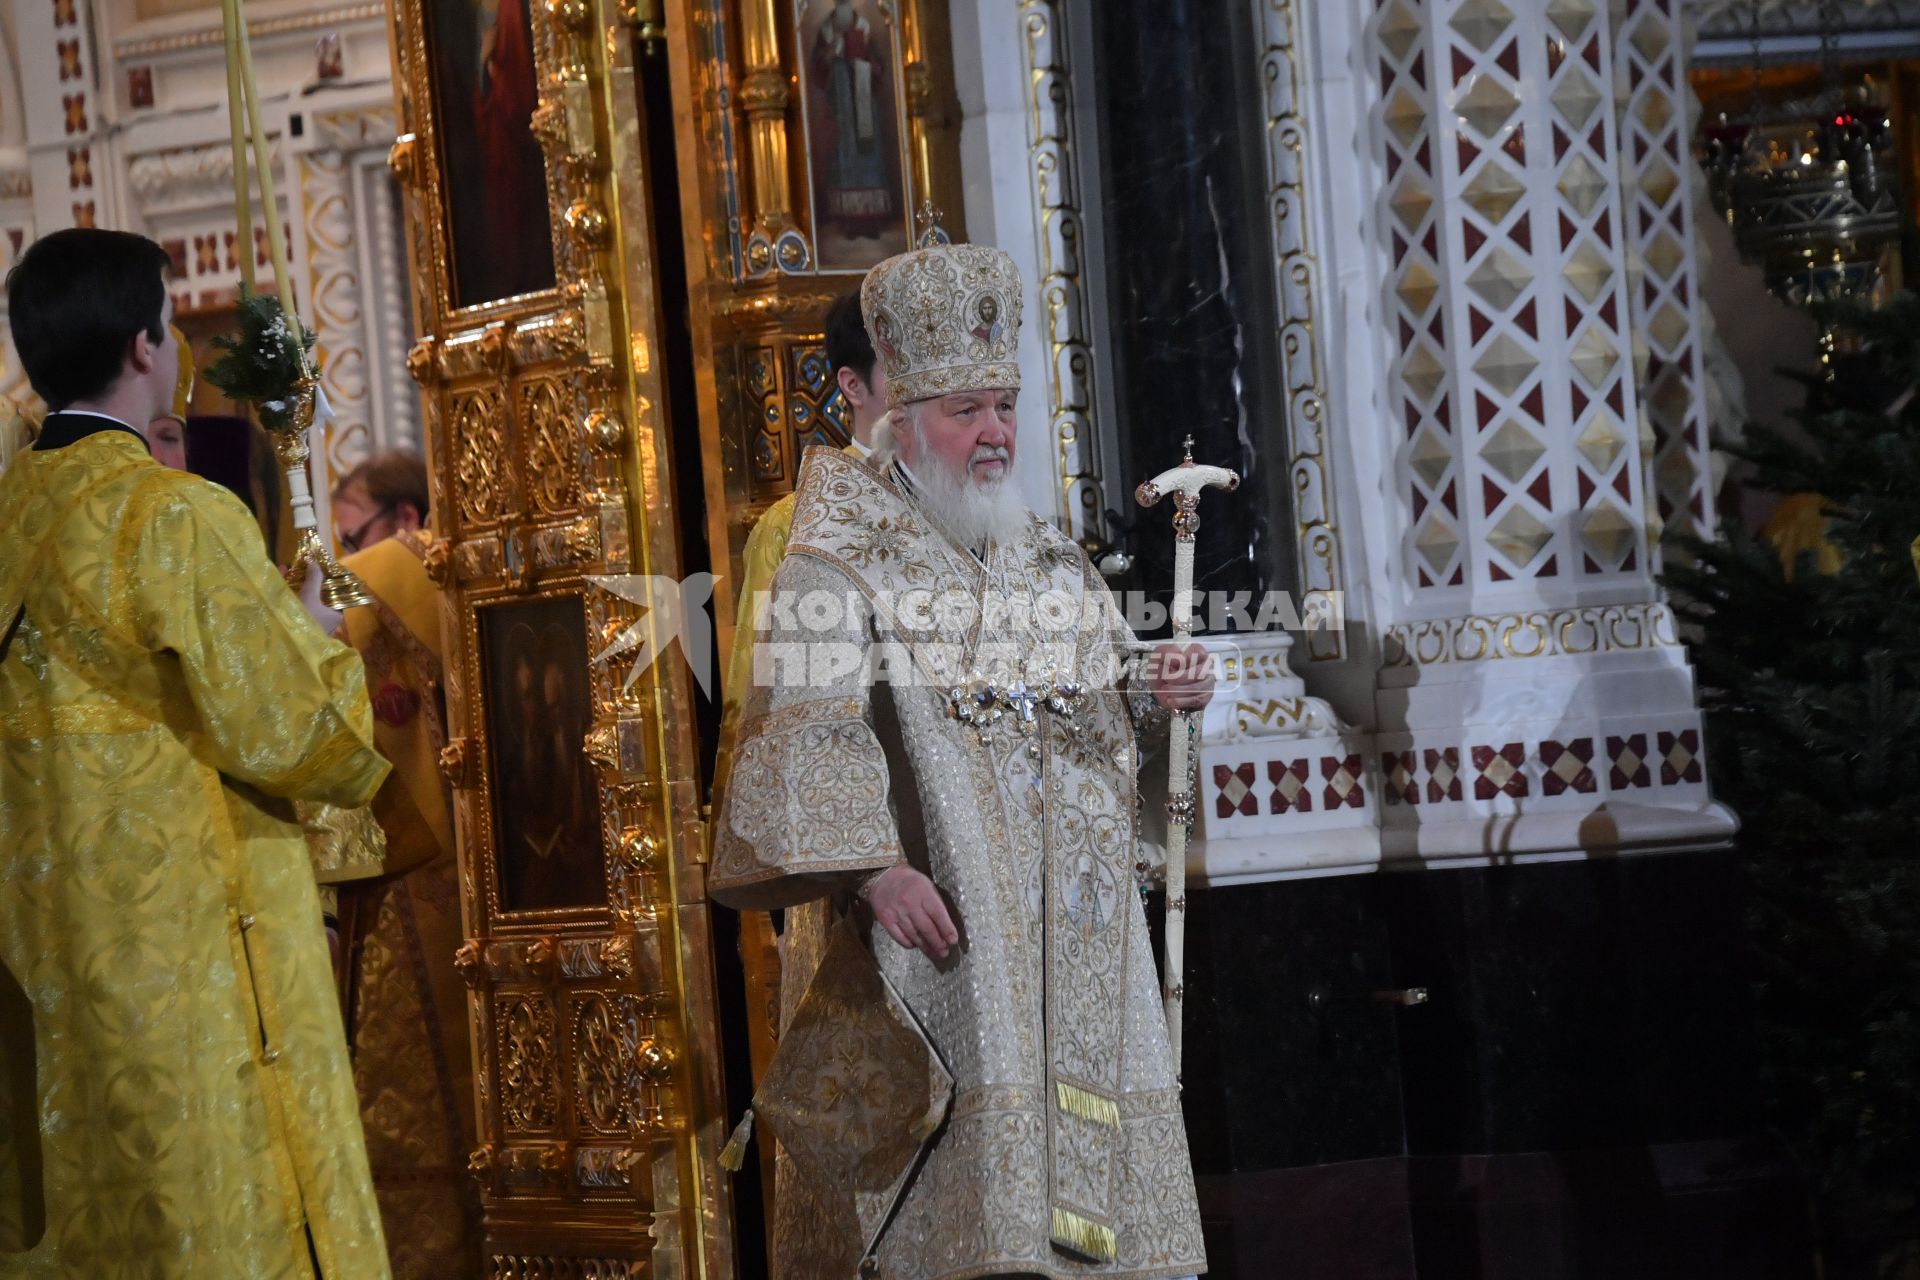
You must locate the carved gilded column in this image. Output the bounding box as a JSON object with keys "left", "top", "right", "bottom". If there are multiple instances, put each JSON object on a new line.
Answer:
{"left": 898, "top": 0, "right": 964, "bottom": 236}
{"left": 739, "top": 0, "right": 807, "bottom": 274}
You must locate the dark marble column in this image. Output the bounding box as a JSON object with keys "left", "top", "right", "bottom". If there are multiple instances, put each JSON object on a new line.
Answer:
{"left": 1088, "top": 0, "right": 1289, "bottom": 623}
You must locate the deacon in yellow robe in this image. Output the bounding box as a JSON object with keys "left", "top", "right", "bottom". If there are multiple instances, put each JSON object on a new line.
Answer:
{"left": 324, "top": 452, "right": 481, "bottom": 1279}
{"left": 0, "top": 228, "right": 392, "bottom": 1278}
{"left": 713, "top": 292, "right": 887, "bottom": 1219}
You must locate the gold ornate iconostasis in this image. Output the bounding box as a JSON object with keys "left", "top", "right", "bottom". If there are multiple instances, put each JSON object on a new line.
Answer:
{"left": 380, "top": 0, "right": 963, "bottom": 1271}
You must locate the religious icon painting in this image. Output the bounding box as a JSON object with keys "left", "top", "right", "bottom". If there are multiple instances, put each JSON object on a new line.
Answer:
{"left": 425, "top": 0, "right": 556, "bottom": 307}
{"left": 480, "top": 596, "right": 608, "bottom": 912}
{"left": 795, "top": 0, "right": 911, "bottom": 269}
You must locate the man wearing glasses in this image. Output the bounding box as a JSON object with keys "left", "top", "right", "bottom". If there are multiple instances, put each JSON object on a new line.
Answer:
{"left": 310, "top": 447, "right": 482, "bottom": 1275}
{"left": 331, "top": 450, "right": 429, "bottom": 553}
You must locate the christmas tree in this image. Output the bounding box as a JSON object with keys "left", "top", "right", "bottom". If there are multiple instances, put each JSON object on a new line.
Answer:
{"left": 1663, "top": 295, "right": 1920, "bottom": 1267}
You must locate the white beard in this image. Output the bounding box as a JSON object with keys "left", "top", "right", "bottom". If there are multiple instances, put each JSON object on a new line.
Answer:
{"left": 907, "top": 453, "right": 1028, "bottom": 550}
{"left": 891, "top": 430, "right": 1028, "bottom": 550}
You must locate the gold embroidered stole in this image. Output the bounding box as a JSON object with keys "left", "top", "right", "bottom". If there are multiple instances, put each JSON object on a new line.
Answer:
{"left": 787, "top": 447, "right": 1139, "bottom": 1261}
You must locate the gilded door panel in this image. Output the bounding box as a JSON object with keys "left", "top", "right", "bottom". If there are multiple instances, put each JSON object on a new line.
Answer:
{"left": 385, "top": 0, "right": 733, "bottom": 1271}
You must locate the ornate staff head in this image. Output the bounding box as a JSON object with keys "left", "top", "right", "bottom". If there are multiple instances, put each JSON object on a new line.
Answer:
{"left": 1134, "top": 435, "right": 1240, "bottom": 541}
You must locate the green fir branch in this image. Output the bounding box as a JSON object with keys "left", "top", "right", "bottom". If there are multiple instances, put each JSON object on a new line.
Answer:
{"left": 202, "top": 290, "right": 316, "bottom": 429}
{"left": 1663, "top": 291, "right": 1920, "bottom": 1240}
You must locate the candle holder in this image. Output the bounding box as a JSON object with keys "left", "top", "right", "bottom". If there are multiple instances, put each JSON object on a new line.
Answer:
{"left": 266, "top": 377, "right": 370, "bottom": 610}
{"left": 204, "top": 295, "right": 370, "bottom": 610}
{"left": 216, "top": 0, "right": 367, "bottom": 610}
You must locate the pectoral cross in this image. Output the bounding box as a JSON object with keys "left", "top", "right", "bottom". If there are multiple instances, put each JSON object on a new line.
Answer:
{"left": 1003, "top": 679, "right": 1040, "bottom": 723}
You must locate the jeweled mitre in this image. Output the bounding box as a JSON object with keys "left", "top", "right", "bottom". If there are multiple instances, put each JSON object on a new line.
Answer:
{"left": 860, "top": 243, "right": 1023, "bottom": 407}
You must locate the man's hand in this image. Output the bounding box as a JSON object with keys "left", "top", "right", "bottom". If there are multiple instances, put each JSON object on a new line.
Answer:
{"left": 1147, "top": 641, "right": 1215, "bottom": 711}
{"left": 867, "top": 865, "right": 960, "bottom": 960}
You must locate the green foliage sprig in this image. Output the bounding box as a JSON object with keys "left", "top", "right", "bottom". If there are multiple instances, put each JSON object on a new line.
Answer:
{"left": 203, "top": 290, "right": 316, "bottom": 430}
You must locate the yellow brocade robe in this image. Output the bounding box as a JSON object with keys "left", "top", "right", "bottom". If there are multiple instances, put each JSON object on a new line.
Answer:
{"left": 716, "top": 483, "right": 837, "bottom": 1244}
{"left": 0, "top": 432, "right": 393, "bottom": 1278}
{"left": 329, "top": 529, "right": 482, "bottom": 1279}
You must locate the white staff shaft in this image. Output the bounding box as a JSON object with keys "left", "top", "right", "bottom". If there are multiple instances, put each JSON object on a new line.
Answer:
{"left": 1135, "top": 451, "right": 1237, "bottom": 1079}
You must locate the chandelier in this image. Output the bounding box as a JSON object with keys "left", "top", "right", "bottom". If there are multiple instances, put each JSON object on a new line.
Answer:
{"left": 1697, "top": 3, "right": 1902, "bottom": 313}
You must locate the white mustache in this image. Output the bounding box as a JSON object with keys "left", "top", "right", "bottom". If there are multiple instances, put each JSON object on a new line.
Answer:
{"left": 970, "top": 445, "right": 1010, "bottom": 466}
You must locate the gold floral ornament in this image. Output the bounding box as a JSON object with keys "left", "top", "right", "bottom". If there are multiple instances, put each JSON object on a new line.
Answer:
{"left": 860, "top": 242, "right": 1024, "bottom": 406}
{"left": 204, "top": 0, "right": 369, "bottom": 609}
{"left": 727, "top": 918, "right": 952, "bottom": 1278}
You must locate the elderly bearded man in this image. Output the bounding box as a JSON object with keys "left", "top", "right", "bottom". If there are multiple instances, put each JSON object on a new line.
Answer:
{"left": 711, "top": 244, "right": 1210, "bottom": 1280}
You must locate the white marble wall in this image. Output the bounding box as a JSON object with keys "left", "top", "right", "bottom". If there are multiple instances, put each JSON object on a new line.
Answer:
{"left": 946, "top": 0, "right": 1119, "bottom": 544}
{"left": 946, "top": 0, "right": 1733, "bottom": 883}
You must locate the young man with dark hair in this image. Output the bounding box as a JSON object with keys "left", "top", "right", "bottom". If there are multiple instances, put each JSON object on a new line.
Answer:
{"left": 0, "top": 227, "right": 395, "bottom": 1275}
{"left": 822, "top": 286, "right": 887, "bottom": 430}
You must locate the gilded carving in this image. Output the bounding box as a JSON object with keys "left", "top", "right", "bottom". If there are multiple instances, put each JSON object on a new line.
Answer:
{"left": 450, "top": 388, "right": 511, "bottom": 526}
{"left": 618, "top": 826, "right": 659, "bottom": 871}
{"left": 575, "top": 1145, "right": 641, "bottom": 1192}
{"left": 483, "top": 938, "right": 560, "bottom": 982}
{"left": 520, "top": 377, "right": 580, "bottom": 515}
{"left": 634, "top": 1036, "right": 672, "bottom": 1085}
{"left": 584, "top": 409, "right": 624, "bottom": 452}
{"left": 1254, "top": 0, "right": 1348, "bottom": 662}
{"left": 530, "top": 101, "right": 567, "bottom": 160}
{"left": 574, "top": 994, "right": 644, "bottom": 1134}
{"left": 504, "top": 526, "right": 537, "bottom": 592}
{"left": 599, "top": 933, "right": 637, "bottom": 979}
{"left": 387, "top": 132, "right": 421, "bottom": 189}
{"left": 565, "top": 199, "right": 612, "bottom": 249}
{"left": 499, "top": 1143, "right": 568, "bottom": 1187}
{"left": 545, "top": 0, "right": 591, "bottom": 34}
{"left": 454, "top": 938, "right": 484, "bottom": 987}
{"left": 405, "top": 337, "right": 437, "bottom": 385}
{"left": 511, "top": 308, "right": 586, "bottom": 367}
{"left": 737, "top": 69, "right": 788, "bottom": 116}
{"left": 715, "top": 288, "right": 843, "bottom": 321}
{"left": 381, "top": 0, "right": 751, "bottom": 1264}
{"left": 583, "top": 722, "right": 618, "bottom": 771}
{"left": 453, "top": 536, "right": 503, "bottom": 583}
{"left": 1017, "top": 1, "right": 1107, "bottom": 543}
{"left": 421, "top": 535, "right": 453, "bottom": 585}
{"left": 438, "top": 737, "right": 473, "bottom": 787}
{"left": 488, "top": 1257, "right": 643, "bottom": 1279}
{"left": 497, "top": 994, "right": 560, "bottom": 1133}
{"left": 1381, "top": 601, "right": 1681, "bottom": 669}
{"left": 479, "top": 324, "right": 512, "bottom": 374}
{"left": 564, "top": 515, "right": 601, "bottom": 562}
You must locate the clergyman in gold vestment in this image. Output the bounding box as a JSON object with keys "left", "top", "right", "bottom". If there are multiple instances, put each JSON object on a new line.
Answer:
{"left": 712, "top": 244, "right": 1209, "bottom": 1279}
{"left": 0, "top": 229, "right": 393, "bottom": 1278}
{"left": 715, "top": 289, "right": 889, "bottom": 1241}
